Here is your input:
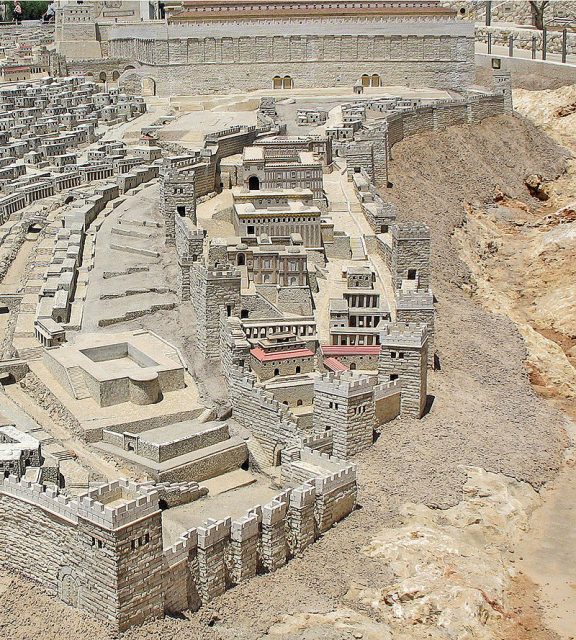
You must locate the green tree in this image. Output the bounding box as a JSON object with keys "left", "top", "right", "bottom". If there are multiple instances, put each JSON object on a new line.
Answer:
{"left": 2, "top": 1, "right": 49, "bottom": 21}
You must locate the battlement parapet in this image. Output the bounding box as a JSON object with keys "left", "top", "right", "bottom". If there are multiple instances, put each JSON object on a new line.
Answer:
{"left": 290, "top": 483, "right": 316, "bottom": 509}
{"left": 78, "top": 493, "right": 159, "bottom": 530}
{"left": 299, "top": 447, "right": 354, "bottom": 473}
{"left": 395, "top": 289, "right": 434, "bottom": 309}
{"left": 374, "top": 379, "right": 402, "bottom": 400}
{"left": 197, "top": 517, "right": 232, "bottom": 548}
{"left": 0, "top": 475, "right": 79, "bottom": 524}
{"left": 164, "top": 528, "right": 198, "bottom": 567}
{"left": 230, "top": 513, "right": 259, "bottom": 541}
{"left": 299, "top": 431, "right": 333, "bottom": 449}
{"left": 314, "top": 371, "right": 377, "bottom": 399}
{"left": 391, "top": 223, "right": 431, "bottom": 241}
{"left": 295, "top": 448, "right": 357, "bottom": 494}
{"left": 379, "top": 322, "right": 428, "bottom": 348}
{"left": 206, "top": 268, "right": 241, "bottom": 280}
{"left": 313, "top": 465, "right": 356, "bottom": 494}
{"left": 262, "top": 498, "right": 288, "bottom": 526}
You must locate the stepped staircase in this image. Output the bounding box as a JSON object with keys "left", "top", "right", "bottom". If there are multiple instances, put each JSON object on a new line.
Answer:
{"left": 51, "top": 449, "right": 78, "bottom": 462}
{"left": 17, "top": 346, "right": 44, "bottom": 361}
{"left": 246, "top": 437, "right": 281, "bottom": 480}
{"left": 350, "top": 237, "right": 367, "bottom": 261}
{"left": 66, "top": 366, "right": 91, "bottom": 400}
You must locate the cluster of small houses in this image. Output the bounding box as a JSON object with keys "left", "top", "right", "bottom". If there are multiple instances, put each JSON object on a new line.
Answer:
{"left": 0, "top": 76, "right": 147, "bottom": 224}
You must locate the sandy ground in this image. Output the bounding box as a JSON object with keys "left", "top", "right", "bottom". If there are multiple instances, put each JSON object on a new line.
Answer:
{"left": 452, "top": 85, "right": 576, "bottom": 640}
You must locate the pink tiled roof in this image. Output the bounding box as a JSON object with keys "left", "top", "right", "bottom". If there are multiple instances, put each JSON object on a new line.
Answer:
{"left": 323, "top": 357, "right": 348, "bottom": 372}
{"left": 321, "top": 345, "right": 381, "bottom": 356}
{"left": 250, "top": 347, "right": 315, "bottom": 362}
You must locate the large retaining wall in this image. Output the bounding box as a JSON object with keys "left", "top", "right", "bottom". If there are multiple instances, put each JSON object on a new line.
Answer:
{"left": 343, "top": 91, "right": 507, "bottom": 187}
{"left": 107, "top": 21, "right": 475, "bottom": 95}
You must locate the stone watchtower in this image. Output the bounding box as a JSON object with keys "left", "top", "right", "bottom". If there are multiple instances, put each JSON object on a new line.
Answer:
{"left": 76, "top": 480, "right": 164, "bottom": 631}
{"left": 390, "top": 224, "right": 431, "bottom": 292}
{"left": 395, "top": 289, "right": 435, "bottom": 367}
{"left": 160, "top": 170, "right": 197, "bottom": 246}
{"left": 191, "top": 263, "right": 241, "bottom": 362}
{"left": 175, "top": 215, "right": 205, "bottom": 301}
{"left": 313, "top": 372, "right": 376, "bottom": 459}
{"left": 378, "top": 323, "right": 428, "bottom": 418}
{"left": 492, "top": 69, "right": 514, "bottom": 113}
{"left": 492, "top": 70, "right": 513, "bottom": 113}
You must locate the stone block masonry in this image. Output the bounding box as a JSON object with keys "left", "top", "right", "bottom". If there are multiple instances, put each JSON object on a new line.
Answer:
{"left": 391, "top": 223, "right": 431, "bottom": 292}
{"left": 0, "top": 453, "right": 355, "bottom": 629}
{"left": 109, "top": 20, "right": 475, "bottom": 96}
{"left": 344, "top": 89, "right": 507, "bottom": 187}
{"left": 175, "top": 215, "right": 205, "bottom": 301}
{"left": 160, "top": 170, "right": 197, "bottom": 246}
{"left": 192, "top": 264, "right": 242, "bottom": 362}
{"left": 0, "top": 478, "right": 165, "bottom": 631}
{"left": 379, "top": 323, "right": 428, "bottom": 418}
{"left": 313, "top": 373, "right": 376, "bottom": 459}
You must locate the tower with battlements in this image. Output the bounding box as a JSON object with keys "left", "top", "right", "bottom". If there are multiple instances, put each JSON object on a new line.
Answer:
{"left": 390, "top": 223, "right": 431, "bottom": 292}
{"left": 379, "top": 323, "right": 428, "bottom": 418}
{"left": 313, "top": 372, "right": 375, "bottom": 459}
{"left": 160, "top": 170, "right": 197, "bottom": 246}
{"left": 192, "top": 264, "right": 241, "bottom": 362}
{"left": 77, "top": 480, "right": 164, "bottom": 630}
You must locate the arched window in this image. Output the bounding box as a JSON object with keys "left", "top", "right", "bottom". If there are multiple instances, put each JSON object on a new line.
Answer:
{"left": 237, "top": 253, "right": 245, "bottom": 266}
{"left": 295, "top": 366, "right": 301, "bottom": 374}
{"left": 282, "top": 75, "right": 293, "bottom": 89}
{"left": 361, "top": 74, "right": 370, "bottom": 87}
{"left": 350, "top": 362, "right": 357, "bottom": 370}
{"left": 112, "top": 70, "right": 120, "bottom": 81}
{"left": 248, "top": 175, "right": 260, "bottom": 190}
{"left": 297, "top": 399, "right": 303, "bottom": 406}
{"left": 99, "top": 71, "right": 107, "bottom": 82}
{"left": 371, "top": 74, "right": 381, "bottom": 87}
{"left": 273, "top": 76, "right": 282, "bottom": 89}
{"left": 274, "top": 368, "right": 280, "bottom": 376}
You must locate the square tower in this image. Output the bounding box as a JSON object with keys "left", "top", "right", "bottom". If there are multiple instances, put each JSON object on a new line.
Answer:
{"left": 313, "top": 372, "right": 376, "bottom": 459}
{"left": 191, "top": 264, "right": 241, "bottom": 362}
{"left": 76, "top": 480, "right": 164, "bottom": 631}
{"left": 492, "top": 70, "right": 513, "bottom": 113}
{"left": 160, "top": 170, "right": 197, "bottom": 245}
{"left": 378, "top": 323, "right": 428, "bottom": 418}
{"left": 391, "top": 224, "right": 431, "bottom": 292}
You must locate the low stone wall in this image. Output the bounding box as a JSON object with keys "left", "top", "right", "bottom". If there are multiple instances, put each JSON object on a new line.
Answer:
{"left": 476, "top": 25, "right": 576, "bottom": 56}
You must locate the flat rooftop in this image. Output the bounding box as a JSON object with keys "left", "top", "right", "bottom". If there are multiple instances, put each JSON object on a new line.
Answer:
{"left": 137, "top": 419, "right": 225, "bottom": 444}
{"left": 235, "top": 201, "right": 321, "bottom": 217}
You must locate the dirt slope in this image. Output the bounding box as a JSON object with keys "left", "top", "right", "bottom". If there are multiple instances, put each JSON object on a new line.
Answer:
{"left": 0, "top": 114, "right": 570, "bottom": 640}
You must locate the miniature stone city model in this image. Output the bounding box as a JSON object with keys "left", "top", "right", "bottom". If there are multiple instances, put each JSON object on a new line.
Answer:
{"left": 0, "top": 0, "right": 513, "bottom": 633}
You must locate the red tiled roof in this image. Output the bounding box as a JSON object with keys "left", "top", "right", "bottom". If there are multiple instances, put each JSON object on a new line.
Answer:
{"left": 321, "top": 345, "right": 381, "bottom": 356}
{"left": 250, "top": 347, "right": 315, "bottom": 362}
{"left": 323, "top": 357, "right": 348, "bottom": 372}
